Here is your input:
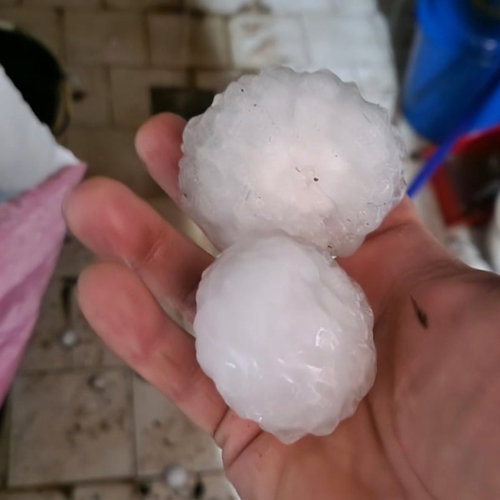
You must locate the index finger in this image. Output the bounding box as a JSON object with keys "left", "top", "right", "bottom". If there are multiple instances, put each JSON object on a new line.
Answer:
{"left": 135, "top": 113, "right": 186, "bottom": 204}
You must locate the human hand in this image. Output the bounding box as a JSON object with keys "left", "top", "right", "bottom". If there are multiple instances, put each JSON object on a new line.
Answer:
{"left": 64, "top": 113, "right": 500, "bottom": 500}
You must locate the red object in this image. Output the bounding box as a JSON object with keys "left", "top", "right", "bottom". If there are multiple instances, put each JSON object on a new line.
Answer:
{"left": 431, "top": 124, "right": 500, "bottom": 226}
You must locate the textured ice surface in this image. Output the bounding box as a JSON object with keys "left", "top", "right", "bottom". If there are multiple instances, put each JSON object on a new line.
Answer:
{"left": 195, "top": 233, "right": 376, "bottom": 444}
{"left": 180, "top": 67, "right": 405, "bottom": 256}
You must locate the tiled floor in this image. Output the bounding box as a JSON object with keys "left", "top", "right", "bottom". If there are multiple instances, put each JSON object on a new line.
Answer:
{"left": 9, "top": 368, "right": 135, "bottom": 486}
{"left": 0, "top": 238, "right": 234, "bottom": 499}
{"left": 0, "top": 1, "right": 405, "bottom": 499}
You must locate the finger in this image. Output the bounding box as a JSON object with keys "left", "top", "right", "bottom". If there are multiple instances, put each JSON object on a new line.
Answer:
{"left": 78, "top": 261, "right": 227, "bottom": 433}
{"left": 65, "top": 177, "right": 212, "bottom": 321}
{"left": 135, "top": 113, "right": 186, "bottom": 203}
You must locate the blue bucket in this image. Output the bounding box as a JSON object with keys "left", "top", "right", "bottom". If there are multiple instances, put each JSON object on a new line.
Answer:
{"left": 403, "top": 0, "right": 500, "bottom": 143}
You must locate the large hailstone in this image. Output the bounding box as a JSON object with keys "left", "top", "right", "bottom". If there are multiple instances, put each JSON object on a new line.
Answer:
{"left": 180, "top": 67, "right": 405, "bottom": 256}
{"left": 195, "top": 234, "right": 375, "bottom": 444}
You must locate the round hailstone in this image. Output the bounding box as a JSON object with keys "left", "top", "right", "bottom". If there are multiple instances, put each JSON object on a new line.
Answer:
{"left": 180, "top": 67, "right": 405, "bottom": 256}
{"left": 194, "top": 233, "right": 376, "bottom": 444}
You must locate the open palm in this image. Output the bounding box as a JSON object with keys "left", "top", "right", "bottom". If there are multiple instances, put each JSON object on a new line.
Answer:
{"left": 64, "top": 114, "right": 500, "bottom": 500}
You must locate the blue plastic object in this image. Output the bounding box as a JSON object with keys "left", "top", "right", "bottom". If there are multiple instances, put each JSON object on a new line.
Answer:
{"left": 407, "top": 65, "right": 500, "bottom": 197}
{"left": 403, "top": 0, "right": 500, "bottom": 143}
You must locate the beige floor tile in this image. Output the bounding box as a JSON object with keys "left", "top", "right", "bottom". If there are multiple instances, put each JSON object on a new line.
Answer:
{"left": 67, "top": 126, "right": 162, "bottom": 199}
{"left": 188, "top": 0, "right": 253, "bottom": 14}
{"left": 18, "top": 278, "right": 66, "bottom": 372}
{"left": 148, "top": 14, "right": 188, "bottom": 68}
{"left": 23, "top": 0, "right": 101, "bottom": 8}
{"left": 133, "top": 377, "right": 223, "bottom": 476}
{"left": 65, "top": 12, "right": 147, "bottom": 66}
{"left": 19, "top": 240, "right": 122, "bottom": 373}
{"left": 105, "top": 0, "right": 180, "bottom": 9}
{"left": 110, "top": 68, "right": 188, "bottom": 127}
{"left": 0, "top": 9, "right": 62, "bottom": 58}
{"left": 8, "top": 369, "right": 134, "bottom": 487}
{"left": 148, "top": 14, "right": 230, "bottom": 69}
{"left": 201, "top": 473, "right": 239, "bottom": 499}
{"left": 72, "top": 482, "right": 137, "bottom": 500}
{"left": 69, "top": 68, "right": 112, "bottom": 127}
{"left": 194, "top": 70, "right": 242, "bottom": 93}
{"left": 0, "top": 491, "right": 66, "bottom": 500}
{"left": 229, "top": 13, "right": 308, "bottom": 69}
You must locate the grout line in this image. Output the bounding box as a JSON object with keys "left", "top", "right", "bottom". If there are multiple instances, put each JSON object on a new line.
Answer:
{"left": 222, "top": 13, "right": 233, "bottom": 69}
{"left": 3, "top": 473, "right": 146, "bottom": 493}
{"left": 0, "top": 468, "right": 234, "bottom": 494}
{"left": 56, "top": 7, "right": 67, "bottom": 65}
{"left": 142, "top": 10, "right": 152, "bottom": 67}
{"left": 183, "top": 3, "right": 192, "bottom": 69}
{"left": 0, "top": 396, "right": 12, "bottom": 489}
{"left": 105, "top": 64, "right": 115, "bottom": 126}
{"left": 186, "top": 67, "right": 196, "bottom": 87}
{"left": 128, "top": 371, "right": 139, "bottom": 479}
{"left": 17, "top": 365, "right": 125, "bottom": 378}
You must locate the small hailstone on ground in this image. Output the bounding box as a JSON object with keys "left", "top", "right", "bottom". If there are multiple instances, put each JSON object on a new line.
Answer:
{"left": 163, "top": 464, "right": 191, "bottom": 491}
{"left": 195, "top": 234, "right": 375, "bottom": 444}
{"left": 59, "top": 329, "right": 79, "bottom": 349}
{"left": 180, "top": 67, "right": 405, "bottom": 256}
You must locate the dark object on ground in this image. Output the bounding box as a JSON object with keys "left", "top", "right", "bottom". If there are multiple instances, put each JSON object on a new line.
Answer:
{"left": 0, "top": 26, "right": 68, "bottom": 135}
{"left": 151, "top": 87, "right": 216, "bottom": 120}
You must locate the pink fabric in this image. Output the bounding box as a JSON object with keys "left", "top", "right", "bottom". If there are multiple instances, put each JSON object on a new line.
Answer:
{"left": 0, "top": 164, "right": 85, "bottom": 404}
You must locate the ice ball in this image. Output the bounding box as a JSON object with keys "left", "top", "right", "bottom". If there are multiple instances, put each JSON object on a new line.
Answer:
{"left": 195, "top": 233, "right": 376, "bottom": 444}
{"left": 180, "top": 67, "right": 405, "bottom": 256}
